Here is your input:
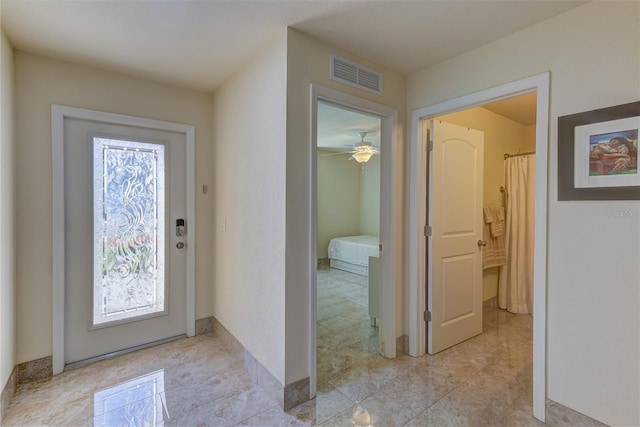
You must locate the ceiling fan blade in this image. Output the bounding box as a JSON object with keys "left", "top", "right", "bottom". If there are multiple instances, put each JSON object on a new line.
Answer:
{"left": 319, "top": 151, "right": 354, "bottom": 157}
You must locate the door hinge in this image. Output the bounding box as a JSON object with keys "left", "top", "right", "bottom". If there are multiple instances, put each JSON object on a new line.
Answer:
{"left": 425, "top": 128, "right": 433, "bottom": 151}
{"left": 424, "top": 310, "right": 432, "bottom": 322}
{"left": 379, "top": 243, "right": 383, "bottom": 252}
{"left": 424, "top": 225, "right": 432, "bottom": 237}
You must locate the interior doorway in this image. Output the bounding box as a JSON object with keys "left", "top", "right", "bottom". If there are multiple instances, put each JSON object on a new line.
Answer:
{"left": 315, "top": 100, "right": 383, "bottom": 387}
{"left": 425, "top": 92, "right": 538, "bottom": 354}
{"left": 309, "top": 85, "right": 400, "bottom": 397}
{"left": 409, "top": 73, "right": 549, "bottom": 422}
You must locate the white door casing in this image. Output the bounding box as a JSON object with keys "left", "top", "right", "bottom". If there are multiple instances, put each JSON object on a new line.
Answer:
{"left": 52, "top": 105, "right": 196, "bottom": 373}
{"left": 428, "top": 120, "right": 484, "bottom": 354}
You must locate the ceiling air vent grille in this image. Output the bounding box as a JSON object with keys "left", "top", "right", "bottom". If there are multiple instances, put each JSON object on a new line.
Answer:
{"left": 330, "top": 54, "right": 383, "bottom": 96}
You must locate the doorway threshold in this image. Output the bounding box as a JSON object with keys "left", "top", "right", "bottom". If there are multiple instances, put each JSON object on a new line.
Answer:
{"left": 64, "top": 335, "right": 186, "bottom": 371}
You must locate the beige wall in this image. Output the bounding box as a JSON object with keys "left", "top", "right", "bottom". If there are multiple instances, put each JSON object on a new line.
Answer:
{"left": 524, "top": 125, "right": 536, "bottom": 152}
{"left": 317, "top": 150, "right": 361, "bottom": 258}
{"left": 286, "top": 28, "right": 406, "bottom": 384}
{"left": 407, "top": 2, "right": 640, "bottom": 425}
{"left": 0, "top": 28, "right": 16, "bottom": 401}
{"left": 212, "top": 31, "right": 288, "bottom": 384}
{"left": 438, "top": 107, "right": 532, "bottom": 301}
{"left": 359, "top": 155, "right": 380, "bottom": 237}
{"left": 14, "top": 52, "right": 214, "bottom": 364}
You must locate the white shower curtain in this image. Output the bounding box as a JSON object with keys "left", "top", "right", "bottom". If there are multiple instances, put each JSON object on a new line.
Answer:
{"left": 498, "top": 154, "right": 535, "bottom": 314}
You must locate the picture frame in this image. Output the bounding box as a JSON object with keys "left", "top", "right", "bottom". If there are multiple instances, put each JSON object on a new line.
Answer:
{"left": 558, "top": 101, "right": 640, "bottom": 200}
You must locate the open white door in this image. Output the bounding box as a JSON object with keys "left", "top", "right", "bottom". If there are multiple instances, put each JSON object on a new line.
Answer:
{"left": 427, "top": 120, "right": 484, "bottom": 354}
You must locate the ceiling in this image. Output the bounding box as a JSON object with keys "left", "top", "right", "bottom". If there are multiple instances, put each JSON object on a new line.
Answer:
{"left": 483, "top": 92, "right": 537, "bottom": 126}
{"left": 1, "top": 1, "right": 585, "bottom": 93}
{"left": 317, "top": 102, "right": 380, "bottom": 151}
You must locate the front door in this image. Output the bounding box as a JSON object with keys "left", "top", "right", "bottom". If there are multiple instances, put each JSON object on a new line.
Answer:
{"left": 63, "top": 116, "right": 188, "bottom": 366}
{"left": 427, "top": 120, "right": 484, "bottom": 354}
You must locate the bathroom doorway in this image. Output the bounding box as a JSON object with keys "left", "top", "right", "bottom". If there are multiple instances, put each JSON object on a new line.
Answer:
{"left": 409, "top": 73, "right": 549, "bottom": 421}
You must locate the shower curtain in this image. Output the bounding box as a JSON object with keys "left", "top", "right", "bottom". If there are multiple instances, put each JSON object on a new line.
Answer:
{"left": 498, "top": 154, "right": 535, "bottom": 314}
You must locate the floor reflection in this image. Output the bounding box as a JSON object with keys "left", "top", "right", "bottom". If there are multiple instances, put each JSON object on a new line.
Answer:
{"left": 3, "top": 268, "right": 549, "bottom": 426}
{"left": 93, "top": 370, "right": 168, "bottom": 427}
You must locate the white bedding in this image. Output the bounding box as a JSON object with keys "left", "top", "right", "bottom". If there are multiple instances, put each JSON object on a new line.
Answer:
{"left": 328, "top": 235, "right": 379, "bottom": 269}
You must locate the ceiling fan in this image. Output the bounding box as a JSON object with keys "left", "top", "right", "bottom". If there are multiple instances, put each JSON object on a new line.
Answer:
{"left": 320, "top": 131, "right": 380, "bottom": 163}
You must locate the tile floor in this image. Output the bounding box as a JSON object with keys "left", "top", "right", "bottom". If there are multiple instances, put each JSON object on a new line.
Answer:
{"left": 3, "top": 267, "right": 544, "bottom": 426}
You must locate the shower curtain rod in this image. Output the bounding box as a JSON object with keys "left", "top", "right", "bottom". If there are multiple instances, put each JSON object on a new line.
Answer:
{"left": 504, "top": 151, "right": 535, "bottom": 160}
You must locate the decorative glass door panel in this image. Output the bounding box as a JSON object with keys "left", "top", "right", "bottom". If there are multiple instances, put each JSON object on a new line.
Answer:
{"left": 93, "top": 137, "right": 166, "bottom": 327}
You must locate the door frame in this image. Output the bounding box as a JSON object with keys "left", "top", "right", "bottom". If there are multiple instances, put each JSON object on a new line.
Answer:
{"left": 309, "top": 84, "right": 400, "bottom": 397}
{"left": 408, "top": 72, "right": 549, "bottom": 422}
{"left": 51, "top": 105, "right": 196, "bottom": 374}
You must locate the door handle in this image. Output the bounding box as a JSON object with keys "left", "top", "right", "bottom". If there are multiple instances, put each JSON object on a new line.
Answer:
{"left": 477, "top": 240, "right": 487, "bottom": 248}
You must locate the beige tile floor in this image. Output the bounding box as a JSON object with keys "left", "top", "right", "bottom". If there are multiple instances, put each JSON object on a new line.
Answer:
{"left": 3, "top": 267, "right": 543, "bottom": 426}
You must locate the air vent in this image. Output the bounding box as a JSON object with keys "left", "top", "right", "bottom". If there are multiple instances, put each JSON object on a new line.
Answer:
{"left": 330, "top": 54, "right": 383, "bottom": 96}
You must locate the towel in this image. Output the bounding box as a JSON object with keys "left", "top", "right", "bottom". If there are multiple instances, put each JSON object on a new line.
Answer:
{"left": 483, "top": 207, "right": 506, "bottom": 269}
{"left": 483, "top": 207, "right": 494, "bottom": 223}
{"left": 490, "top": 220, "right": 503, "bottom": 237}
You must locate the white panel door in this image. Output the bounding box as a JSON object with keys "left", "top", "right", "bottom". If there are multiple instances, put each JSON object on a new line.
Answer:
{"left": 428, "top": 120, "right": 484, "bottom": 354}
{"left": 64, "top": 118, "right": 187, "bottom": 365}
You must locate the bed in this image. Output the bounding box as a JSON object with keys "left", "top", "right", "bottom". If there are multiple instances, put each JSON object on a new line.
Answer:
{"left": 328, "top": 235, "right": 379, "bottom": 276}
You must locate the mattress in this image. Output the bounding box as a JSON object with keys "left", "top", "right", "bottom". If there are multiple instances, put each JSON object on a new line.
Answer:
{"left": 328, "top": 235, "right": 379, "bottom": 268}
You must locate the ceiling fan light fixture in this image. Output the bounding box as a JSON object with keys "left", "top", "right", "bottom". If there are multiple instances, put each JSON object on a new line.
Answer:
{"left": 350, "top": 151, "right": 374, "bottom": 163}
{"left": 348, "top": 131, "right": 377, "bottom": 163}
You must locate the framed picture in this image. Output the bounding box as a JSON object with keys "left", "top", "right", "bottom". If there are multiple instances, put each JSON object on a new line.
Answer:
{"left": 558, "top": 101, "right": 640, "bottom": 200}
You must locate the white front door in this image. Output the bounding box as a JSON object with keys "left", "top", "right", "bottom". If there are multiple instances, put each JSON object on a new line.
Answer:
{"left": 427, "top": 120, "right": 484, "bottom": 354}
{"left": 63, "top": 117, "right": 188, "bottom": 366}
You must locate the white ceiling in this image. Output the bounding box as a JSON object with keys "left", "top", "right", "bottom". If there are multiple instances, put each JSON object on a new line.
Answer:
{"left": 1, "top": 1, "right": 585, "bottom": 93}
{"left": 317, "top": 101, "right": 380, "bottom": 151}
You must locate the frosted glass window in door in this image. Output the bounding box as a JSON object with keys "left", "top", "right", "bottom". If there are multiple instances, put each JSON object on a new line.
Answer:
{"left": 93, "top": 138, "right": 165, "bottom": 326}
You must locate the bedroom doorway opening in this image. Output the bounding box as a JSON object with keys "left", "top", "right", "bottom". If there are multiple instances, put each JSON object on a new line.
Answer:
{"left": 315, "top": 100, "right": 382, "bottom": 388}
{"left": 309, "top": 84, "right": 400, "bottom": 398}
